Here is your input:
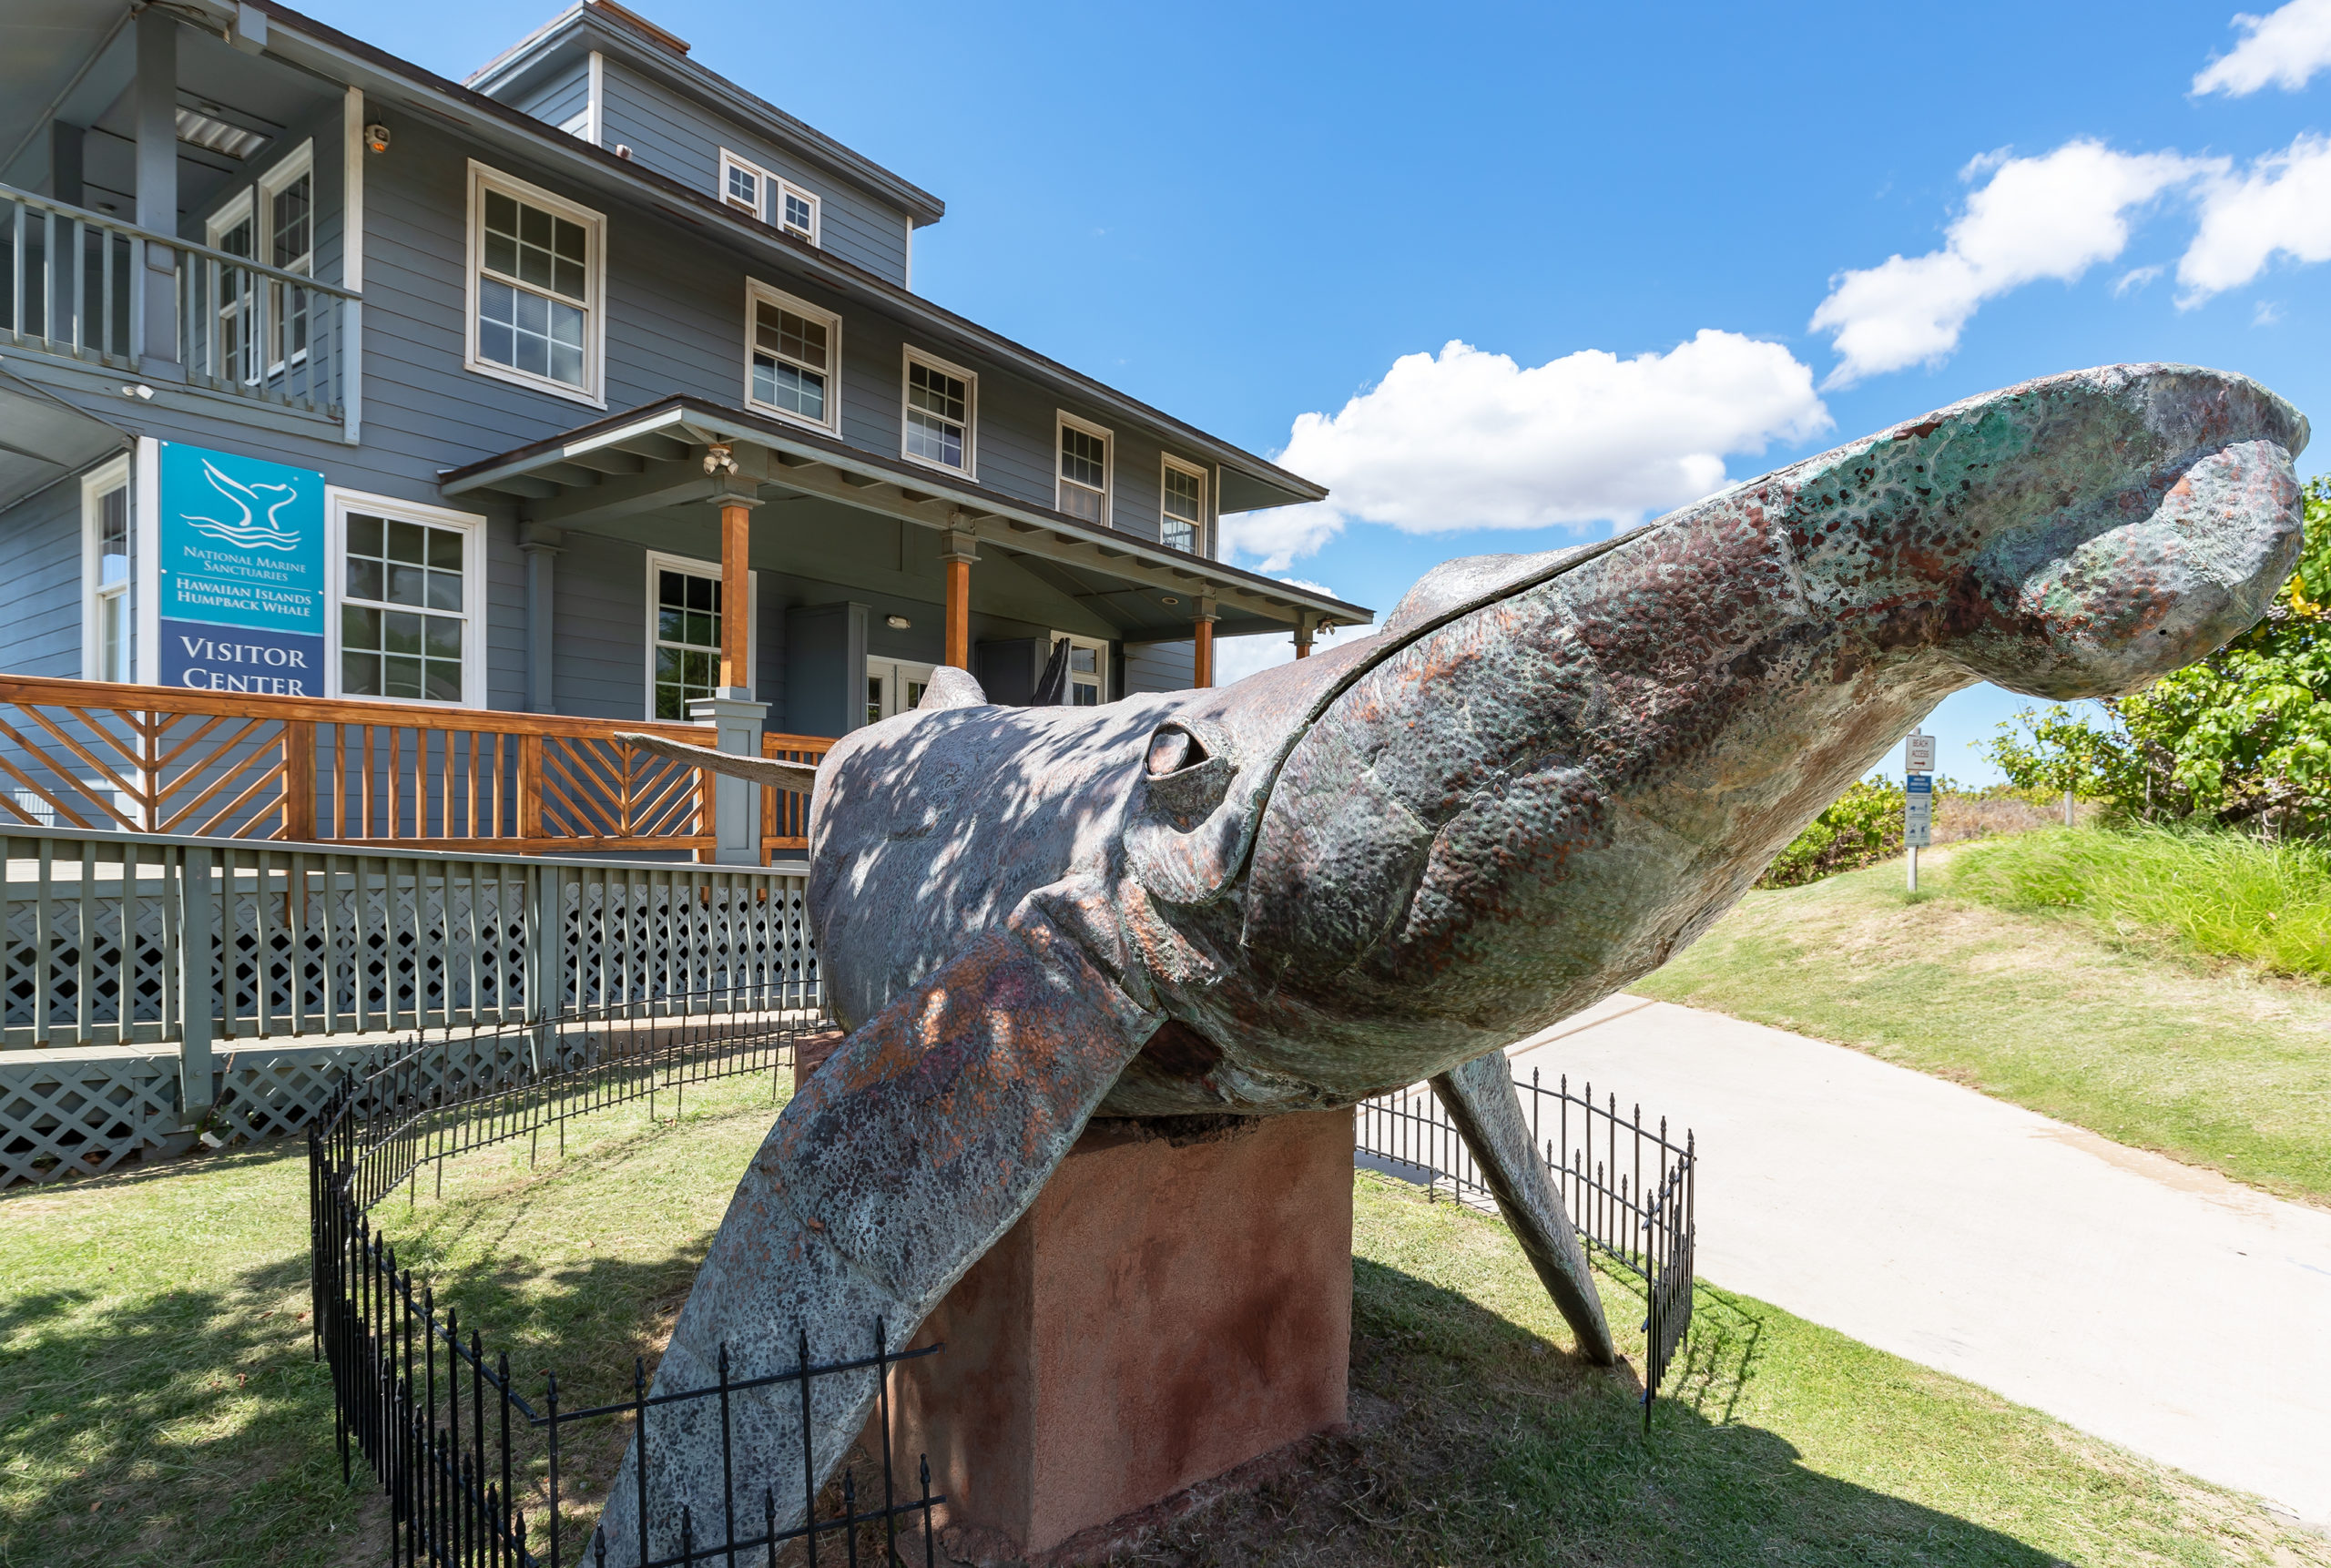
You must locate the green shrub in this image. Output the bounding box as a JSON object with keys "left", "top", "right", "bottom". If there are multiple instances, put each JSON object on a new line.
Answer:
{"left": 1758, "top": 778, "right": 1905, "bottom": 887}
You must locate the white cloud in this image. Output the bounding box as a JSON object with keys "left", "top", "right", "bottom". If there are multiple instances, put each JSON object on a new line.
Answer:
{"left": 1213, "top": 581, "right": 1362, "bottom": 685}
{"left": 2194, "top": 0, "right": 2331, "bottom": 95}
{"left": 1809, "top": 141, "right": 2216, "bottom": 386}
{"left": 1221, "top": 331, "right": 1827, "bottom": 571}
{"left": 2178, "top": 133, "right": 2331, "bottom": 298}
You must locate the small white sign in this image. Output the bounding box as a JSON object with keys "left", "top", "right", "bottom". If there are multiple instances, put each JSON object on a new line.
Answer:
{"left": 1905, "top": 732, "right": 1936, "bottom": 773}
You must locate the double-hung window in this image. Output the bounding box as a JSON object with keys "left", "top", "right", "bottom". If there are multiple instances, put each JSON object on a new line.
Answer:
{"left": 1056, "top": 414, "right": 1111, "bottom": 525}
{"left": 646, "top": 552, "right": 755, "bottom": 718}
{"left": 1161, "top": 458, "right": 1207, "bottom": 555}
{"left": 744, "top": 283, "right": 840, "bottom": 433}
{"left": 205, "top": 143, "right": 313, "bottom": 386}
{"left": 1050, "top": 634, "right": 1108, "bottom": 706}
{"left": 466, "top": 163, "right": 606, "bottom": 406}
{"left": 718, "top": 149, "right": 820, "bottom": 244}
{"left": 328, "top": 492, "right": 485, "bottom": 707}
{"left": 901, "top": 350, "right": 975, "bottom": 475}
{"left": 80, "top": 456, "right": 133, "bottom": 683}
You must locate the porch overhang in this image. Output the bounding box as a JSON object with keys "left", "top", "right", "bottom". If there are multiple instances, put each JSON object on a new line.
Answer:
{"left": 0, "top": 364, "right": 129, "bottom": 510}
{"left": 438, "top": 397, "right": 1372, "bottom": 645}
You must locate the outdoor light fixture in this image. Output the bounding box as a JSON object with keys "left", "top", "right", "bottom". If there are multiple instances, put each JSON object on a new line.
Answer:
{"left": 703, "top": 443, "right": 738, "bottom": 476}
{"left": 120, "top": 384, "right": 153, "bottom": 400}
{"left": 365, "top": 123, "right": 391, "bottom": 153}
{"left": 1160, "top": 596, "right": 1179, "bottom": 606}
{"left": 885, "top": 615, "right": 911, "bottom": 630}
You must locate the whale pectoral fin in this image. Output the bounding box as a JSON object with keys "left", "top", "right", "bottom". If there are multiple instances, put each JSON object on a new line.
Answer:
{"left": 613, "top": 729, "right": 820, "bottom": 794}
{"left": 1430, "top": 1054, "right": 1617, "bottom": 1366}
{"left": 595, "top": 881, "right": 1157, "bottom": 1565}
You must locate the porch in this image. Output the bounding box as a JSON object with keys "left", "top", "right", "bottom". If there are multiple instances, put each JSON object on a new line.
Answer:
{"left": 0, "top": 673, "right": 827, "bottom": 860}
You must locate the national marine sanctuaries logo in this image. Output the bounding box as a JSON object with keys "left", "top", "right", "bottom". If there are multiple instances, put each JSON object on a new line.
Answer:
{"left": 183, "top": 457, "right": 305, "bottom": 551}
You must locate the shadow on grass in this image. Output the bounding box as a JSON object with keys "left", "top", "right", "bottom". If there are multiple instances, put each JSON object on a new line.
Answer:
{"left": 0, "top": 1247, "right": 381, "bottom": 1568}
{"left": 1107, "top": 1258, "right": 2069, "bottom": 1568}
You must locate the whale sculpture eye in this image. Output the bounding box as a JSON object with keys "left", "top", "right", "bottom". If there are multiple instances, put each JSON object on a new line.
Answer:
{"left": 1146, "top": 726, "right": 1206, "bottom": 776}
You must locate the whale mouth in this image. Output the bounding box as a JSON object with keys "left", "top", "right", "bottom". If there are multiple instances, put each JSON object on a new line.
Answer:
{"left": 1948, "top": 432, "right": 2304, "bottom": 699}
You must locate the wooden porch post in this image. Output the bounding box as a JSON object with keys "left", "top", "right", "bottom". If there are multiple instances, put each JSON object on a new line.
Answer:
{"left": 941, "top": 525, "right": 979, "bottom": 670}
{"left": 1294, "top": 612, "right": 1318, "bottom": 660}
{"left": 719, "top": 500, "right": 754, "bottom": 691}
{"left": 1193, "top": 596, "right": 1218, "bottom": 688}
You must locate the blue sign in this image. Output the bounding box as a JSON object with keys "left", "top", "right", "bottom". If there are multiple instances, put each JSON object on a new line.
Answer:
{"left": 1905, "top": 774, "right": 1933, "bottom": 794}
{"left": 156, "top": 442, "right": 326, "bottom": 695}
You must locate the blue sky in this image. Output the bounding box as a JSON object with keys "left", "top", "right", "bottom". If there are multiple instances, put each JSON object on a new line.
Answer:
{"left": 327, "top": 0, "right": 2331, "bottom": 782}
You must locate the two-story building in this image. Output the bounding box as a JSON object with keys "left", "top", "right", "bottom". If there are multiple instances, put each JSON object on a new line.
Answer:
{"left": 0, "top": 0, "right": 1367, "bottom": 859}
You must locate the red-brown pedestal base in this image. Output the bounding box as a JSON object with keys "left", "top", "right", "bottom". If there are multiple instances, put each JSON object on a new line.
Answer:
{"left": 881, "top": 1107, "right": 1356, "bottom": 1564}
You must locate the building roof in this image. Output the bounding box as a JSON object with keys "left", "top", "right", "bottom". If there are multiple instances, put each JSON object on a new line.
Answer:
{"left": 440, "top": 395, "right": 1370, "bottom": 643}
{"left": 230, "top": 0, "right": 1331, "bottom": 516}
{"left": 463, "top": 0, "right": 947, "bottom": 229}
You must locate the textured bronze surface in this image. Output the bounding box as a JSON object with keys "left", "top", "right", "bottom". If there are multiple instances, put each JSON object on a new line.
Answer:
{"left": 597, "top": 364, "right": 2306, "bottom": 1562}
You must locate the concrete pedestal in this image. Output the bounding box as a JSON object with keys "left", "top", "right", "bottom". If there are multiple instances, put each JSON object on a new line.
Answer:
{"left": 881, "top": 1107, "right": 1356, "bottom": 1564}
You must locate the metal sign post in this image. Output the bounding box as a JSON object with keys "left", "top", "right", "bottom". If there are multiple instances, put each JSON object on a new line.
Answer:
{"left": 1904, "top": 729, "right": 1935, "bottom": 891}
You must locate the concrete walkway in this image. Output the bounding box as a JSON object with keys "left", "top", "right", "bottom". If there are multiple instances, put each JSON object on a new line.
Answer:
{"left": 1506, "top": 995, "right": 2331, "bottom": 1526}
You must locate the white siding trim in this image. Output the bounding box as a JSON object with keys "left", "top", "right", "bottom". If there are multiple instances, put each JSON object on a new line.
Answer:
{"left": 133, "top": 437, "right": 158, "bottom": 686}
{"left": 585, "top": 51, "right": 605, "bottom": 145}
{"left": 341, "top": 87, "right": 364, "bottom": 291}
{"left": 78, "top": 455, "right": 133, "bottom": 683}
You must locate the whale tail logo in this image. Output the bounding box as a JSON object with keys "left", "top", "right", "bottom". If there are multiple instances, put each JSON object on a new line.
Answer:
{"left": 182, "top": 460, "right": 305, "bottom": 551}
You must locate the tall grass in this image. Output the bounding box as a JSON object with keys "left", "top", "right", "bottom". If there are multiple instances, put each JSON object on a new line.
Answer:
{"left": 1949, "top": 824, "right": 2331, "bottom": 981}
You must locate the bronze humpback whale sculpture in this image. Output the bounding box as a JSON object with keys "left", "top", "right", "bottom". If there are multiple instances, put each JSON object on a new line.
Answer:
{"left": 596, "top": 363, "right": 2306, "bottom": 1559}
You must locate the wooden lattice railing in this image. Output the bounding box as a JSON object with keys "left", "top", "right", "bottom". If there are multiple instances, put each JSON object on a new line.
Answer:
{"left": 0, "top": 677, "right": 831, "bottom": 855}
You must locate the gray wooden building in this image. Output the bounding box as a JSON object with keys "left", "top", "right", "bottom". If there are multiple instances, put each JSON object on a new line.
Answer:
{"left": 0, "top": 0, "right": 1367, "bottom": 820}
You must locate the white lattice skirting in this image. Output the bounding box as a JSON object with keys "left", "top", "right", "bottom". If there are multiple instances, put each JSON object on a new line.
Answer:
{"left": 2, "top": 1038, "right": 424, "bottom": 1187}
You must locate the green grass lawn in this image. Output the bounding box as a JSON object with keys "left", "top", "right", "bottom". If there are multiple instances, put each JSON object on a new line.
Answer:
{"left": 1634, "top": 842, "right": 2331, "bottom": 1207}
{"left": 4, "top": 1081, "right": 2324, "bottom": 1567}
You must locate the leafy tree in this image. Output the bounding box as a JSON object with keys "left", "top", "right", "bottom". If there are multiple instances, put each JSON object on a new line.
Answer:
{"left": 1988, "top": 476, "right": 2331, "bottom": 833}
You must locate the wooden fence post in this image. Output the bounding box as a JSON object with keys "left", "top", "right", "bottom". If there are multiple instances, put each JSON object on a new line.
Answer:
{"left": 517, "top": 734, "right": 543, "bottom": 842}
{"left": 283, "top": 721, "right": 315, "bottom": 841}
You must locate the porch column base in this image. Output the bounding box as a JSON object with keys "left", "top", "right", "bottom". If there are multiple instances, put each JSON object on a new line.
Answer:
{"left": 881, "top": 1107, "right": 1355, "bottom": 1564}
{"left": 687, "top": 690, "right": 768, "bottom": 865}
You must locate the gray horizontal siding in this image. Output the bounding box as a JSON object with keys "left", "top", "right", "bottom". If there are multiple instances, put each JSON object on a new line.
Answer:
{"left": 597, "top": 60, "right": 910, "bottom": 286}
{"left": 0, "top": 478, "right": 87, "bottom": 678}
{"left": 512, "top": 61, "right": 592, "bottom": 129}
{"left": 1124, "top": 639, "right": 1195, "bottom": 696}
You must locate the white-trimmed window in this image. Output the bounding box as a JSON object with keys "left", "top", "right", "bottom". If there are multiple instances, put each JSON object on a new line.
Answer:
{"left": 205, "top": 142, "right": 315, "bottom": 386}
{"left": 719, "top": 149, "right": 763, "bottom": 216}
{"left": 1161, "top": 457, "right": 1206, "bottom": 555}
{"left": 465, "top": 162, "right": 606, "bottom": 406}
{"left": 717, "top": 149, "right": 820, "bottom": 244}
{"left": 646, "top": 552, "right": 756, "bottom": 718}
{"left": 901, "top": 349, "right": 975, "bottom": 475}
{"left": 743, "top": 282, "right": 840, "bottom": 433}
{"left": 1050, "top": 633, "right": 1109, "bottom": 706}
{"left": 326, "top": 491, "right": 487, "bottom": 708}
{"left": 776, "top": 183, "right": 819, "bottom": 243}
{"left": 80, "top": 455, "right": 133, "bottom": 683}
{"left": 1056, "top": 413, "right": 1111, "bottom": 525}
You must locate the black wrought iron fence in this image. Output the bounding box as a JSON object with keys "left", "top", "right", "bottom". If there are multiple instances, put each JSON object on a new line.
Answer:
{"left": 310, "top": 1001, "right": 946, "bottom": 1565}
{"left": 1357, "top": 1067, "right": 1696, "bottom": 1428}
